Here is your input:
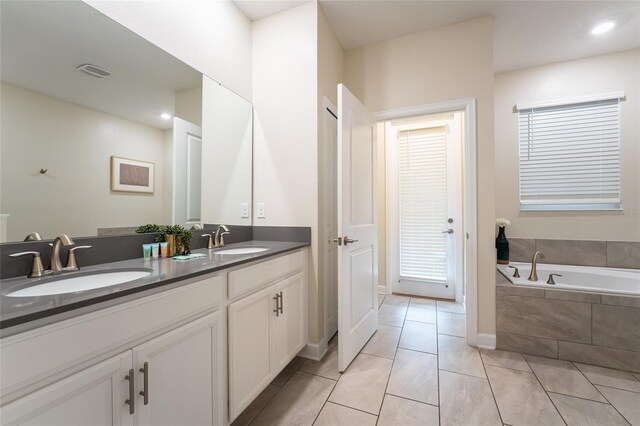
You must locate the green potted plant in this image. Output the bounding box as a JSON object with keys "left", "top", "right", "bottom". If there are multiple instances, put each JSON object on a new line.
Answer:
{"left": 135, "top": 224, "right": 163, "bottom": 234}
{"left": 157, "top": 225, "right": 192, "bottom": 256}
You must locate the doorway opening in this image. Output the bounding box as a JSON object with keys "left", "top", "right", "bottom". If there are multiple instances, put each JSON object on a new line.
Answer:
{"left": 384, "top": 112, "right": 465, "bottom": 303}
{"left": 320, "top": 94, "right": 479, "bottom": 365}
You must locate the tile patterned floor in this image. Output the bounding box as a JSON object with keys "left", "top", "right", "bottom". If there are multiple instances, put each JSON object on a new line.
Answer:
{"left": 233, "top": 294, "right": 640, "bottom": 426}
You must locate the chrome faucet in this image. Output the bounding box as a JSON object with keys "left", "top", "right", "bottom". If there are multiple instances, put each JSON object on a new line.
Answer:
{"left": 214, "top": 225, "right": 230, "bottom": 248}
{"left": 23, "top": 232, "right": 43, "bottom": 241}
{"left": 50, "top": 234, "right": 74, "bottom": 274}
{"left": 528, "top": 250, "right": 545, "bottom": 281}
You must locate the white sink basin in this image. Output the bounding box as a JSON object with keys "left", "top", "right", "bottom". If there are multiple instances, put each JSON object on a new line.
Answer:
{"left": 215, "top": 247, "right": 268, "bottom": 255}
{"left": 6, "top": 269, "right": 153, "bottom": 297}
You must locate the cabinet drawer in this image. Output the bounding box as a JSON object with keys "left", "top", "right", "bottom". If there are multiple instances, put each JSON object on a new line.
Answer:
{"left": 228, "top": 250, "right": 304, "bottom": 299}
{"left": 1, "top": 273, "right": 224, "bottom": 401}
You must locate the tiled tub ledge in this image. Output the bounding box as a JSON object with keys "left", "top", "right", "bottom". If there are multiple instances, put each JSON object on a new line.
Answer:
{"left": 495, "top": 272, "right": 640, "bottom": 373}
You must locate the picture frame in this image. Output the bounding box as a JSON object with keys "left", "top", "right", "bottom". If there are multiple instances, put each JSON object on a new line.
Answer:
{"left": 110, "top": 156, "right": 155, "bottom": 194}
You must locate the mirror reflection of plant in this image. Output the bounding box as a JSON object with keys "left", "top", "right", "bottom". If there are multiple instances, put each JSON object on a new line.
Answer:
{"left": 135, "top": 224, "right": 162, "bottom": 234}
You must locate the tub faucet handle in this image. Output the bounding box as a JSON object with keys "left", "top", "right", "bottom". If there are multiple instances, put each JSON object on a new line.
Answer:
{"left": 546, "top": 274, "right": 563, "bottom": 285}
{"left": 508, "top": 265, "right": 520, "bottom": 278}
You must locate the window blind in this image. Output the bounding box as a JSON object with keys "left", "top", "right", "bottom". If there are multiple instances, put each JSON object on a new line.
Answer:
{"left": 518, "top": 97, "right": 621, "bottom": 210}
{"left": 399, "top": 127, "right": 447, "bottom": 282}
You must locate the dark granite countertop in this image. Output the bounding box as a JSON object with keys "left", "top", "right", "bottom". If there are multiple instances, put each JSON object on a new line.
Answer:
{"left": 0, "top": 240, "right": 308, "bottom": 336}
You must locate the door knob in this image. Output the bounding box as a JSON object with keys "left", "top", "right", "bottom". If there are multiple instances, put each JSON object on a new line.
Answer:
{"left": 442, "top": 229, "right": 454, "bottom": 234}
{"left": 343, "top": 236, "right": 359, "bottom": 245}
{"left": 332, "top": 237, "right": 342, "bottom": 246}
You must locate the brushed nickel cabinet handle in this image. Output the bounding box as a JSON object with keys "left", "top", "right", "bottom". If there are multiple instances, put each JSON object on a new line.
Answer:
{"left": 125, "top": 369, "right": 135, "bottom": 415}
{"left": 139, "top": 362, "right": 149, "bottom": 405}
{"left": 273, "top": 295, "right": 280, "bottom": 317}
{"left": 278, "top": 292, "right": 283, "bottom": 315}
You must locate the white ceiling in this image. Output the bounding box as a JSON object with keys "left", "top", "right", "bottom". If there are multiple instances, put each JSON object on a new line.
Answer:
{"left": 1, "top": 1, "right": 202, "bottom": 130}
{"left": 235, "top": 0, "right": 640, "bottom": 73}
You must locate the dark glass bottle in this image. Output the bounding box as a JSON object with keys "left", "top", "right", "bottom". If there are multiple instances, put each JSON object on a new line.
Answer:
{"left": 496, "top": 226, "right": 509, "bottom": 264}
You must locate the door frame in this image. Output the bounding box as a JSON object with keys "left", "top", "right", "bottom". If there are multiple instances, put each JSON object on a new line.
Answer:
{"left": 321, "top": 97, "right": 339, "bottom": 347}
{"left": 385, "top": 116, "right": 463, "bottom": 301}
{"left": 375, "top": 98, "right": 479, "bottom": 347}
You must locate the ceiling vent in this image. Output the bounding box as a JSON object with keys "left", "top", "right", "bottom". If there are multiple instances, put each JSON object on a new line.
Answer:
{"left": 76, "top": 64, "right": 111, "bottom": 78}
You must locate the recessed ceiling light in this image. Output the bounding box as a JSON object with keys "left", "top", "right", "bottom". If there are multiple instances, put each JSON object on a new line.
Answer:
{"left": 160, "top": 113, "right": 172, "bottom": 120}
{"left": 591, "top": 21, "right": 615, "bottom": 35}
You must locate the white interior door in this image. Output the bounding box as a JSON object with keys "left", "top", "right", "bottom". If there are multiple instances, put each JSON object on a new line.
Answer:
{"left": 337, "top": 84, "right": 378, "bottom": 372}
{"left": 173, "top": 117, "right": 202, "bottom": 228}
{"left": 387, "top": 113, "right": 463, "bottom": 300}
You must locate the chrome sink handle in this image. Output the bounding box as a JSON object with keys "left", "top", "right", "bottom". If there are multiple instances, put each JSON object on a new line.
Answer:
{"left": 546, "top": 274, "right": 563, "bottom": 285}
{"left": 65, "top": 246, "right": 92, "bottom": 271}
{"left": 508, "top": 265, "right": 520, "bottom": 278}
{"left": 202, "top": 234, "right": 214, "bottom": 249}
{"left": 9, "top": 251, "right": 50, "bottom": 278}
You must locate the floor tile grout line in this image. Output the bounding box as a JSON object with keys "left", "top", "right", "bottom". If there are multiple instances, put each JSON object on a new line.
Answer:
{"left": 546, "top": 390, "right": 613, "bottom": 406}
{"left": 384, "top": 391, "right": 440, "bottom": 409}
{"left": 582, "top": 386, "right": 636, "bottom": 425}
{"left": 246, "top": 382, "right": 286, "bottom": 426}
{"left": 375, "top": 300, "right": 410, "bottom": 424}
{"left": 546, "top": 389, "right": 634, "bottom": 425}
{"left": 522, "top": 355, "right": 569, "bottom": 426}
{"left": 478, "top": 347, "right": 506, "bottom": 425}
{"left": 570, "top": 361, "right": 636, "bottom": 425}
{"left": 480, "top": 362, "right": 531, "bottom": 374}
{"left": 438, "top": 367, "right": 489, "bottom": 381}
{"left": 310, "top": 379, "right": 338, "bottom": 426}
{"left": 322, "top": 400, "right": 381, "bottom": 418}
{"left": 572, "top": 361, "right": 640, "bottom": 394}
{"left": 436, "top": 331, "right": 466, "bottom": 338}
{"left": 591, "top": 382, "right": 640, "bottom": 395}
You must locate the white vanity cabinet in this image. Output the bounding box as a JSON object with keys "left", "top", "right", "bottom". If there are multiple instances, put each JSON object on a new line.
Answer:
{"left": 1, "top": 351, "right": 133, "bottom": 426}
{"left": 2, "top": 312, "right": 224, "bottom": 426}
{"left": 133, "top": 311, "right": 224, "bottom": 426}
{"left": 0, "top": 272, "right": 226, "bottom": 426}
{"left": 227, "top": 251, "right": 307, "bottom": 421}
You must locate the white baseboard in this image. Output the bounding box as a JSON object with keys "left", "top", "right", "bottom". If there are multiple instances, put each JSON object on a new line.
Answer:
{"left": 298, "top": 338, "right": 328, "bottom": 361}
{"left": 476, "top": 333, "right": 496, "bottom": 349}
{"left": 378, "top": 285, "right": 387, "bottom": 295}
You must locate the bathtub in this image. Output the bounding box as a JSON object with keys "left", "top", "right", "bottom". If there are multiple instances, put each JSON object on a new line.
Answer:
{"left": 497, "top": 262, "right": 640, "bottom": 296}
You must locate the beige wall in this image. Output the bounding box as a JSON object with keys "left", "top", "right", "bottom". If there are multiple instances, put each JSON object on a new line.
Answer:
{"left": 317, "top": 4, "right": 345, "bottom": 342}
{"left": 344, "top": 17, "right": 497, "bottom": 335}
{"left": 0, "top": 83, "right": 169, "bottom": 241}
{"left": 495, "top": 50, "right": 640, "bottom": 242}
{"left": 85, "top": 0, "right": 253, "bottom": 100}
{"left": 174, "top": 85, "right": 203, "bottom": 127}
{"left": 252, "top": 2, "right": 321, "bottom": 341}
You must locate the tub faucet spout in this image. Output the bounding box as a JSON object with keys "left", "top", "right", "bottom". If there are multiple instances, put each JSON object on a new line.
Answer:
{"left": 528, "top": 250, "right": 545, "bottom": 281}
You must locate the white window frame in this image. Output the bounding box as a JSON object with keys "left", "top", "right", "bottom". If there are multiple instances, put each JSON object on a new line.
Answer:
{"left": 515, "top": 91, "right": 625, "bottom": 211}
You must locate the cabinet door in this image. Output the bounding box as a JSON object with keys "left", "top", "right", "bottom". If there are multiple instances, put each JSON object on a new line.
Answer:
{"left": 134, "top": 311, "right": 224, "bottom": 426}
{"left": 273, "top": 272, "right": 306, "bottom": 373}
{"left": 228, "top": 285, "right": 276, "bottom": 421}
{"left": 1, "top": 352, "right": 133, "bottom": 426}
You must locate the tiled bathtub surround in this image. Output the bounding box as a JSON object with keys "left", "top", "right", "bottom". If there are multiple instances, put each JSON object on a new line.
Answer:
{"left": 496, "top": 272, "right": 640, "bottom": 372}
{"left": 508, "top": 238, "right": 640, "bottom": 269}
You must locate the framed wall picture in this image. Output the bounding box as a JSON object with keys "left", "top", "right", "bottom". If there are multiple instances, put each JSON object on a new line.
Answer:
{"left": 110, "top": 156, "right": 155, "bottom": 193}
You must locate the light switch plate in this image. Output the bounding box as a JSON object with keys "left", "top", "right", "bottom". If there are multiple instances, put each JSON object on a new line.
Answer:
{"left": 240, "top": 203, "right": 250, "bottom": 218}
{"left": 257, "top": 202, "right": 266, "bottom": 219}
